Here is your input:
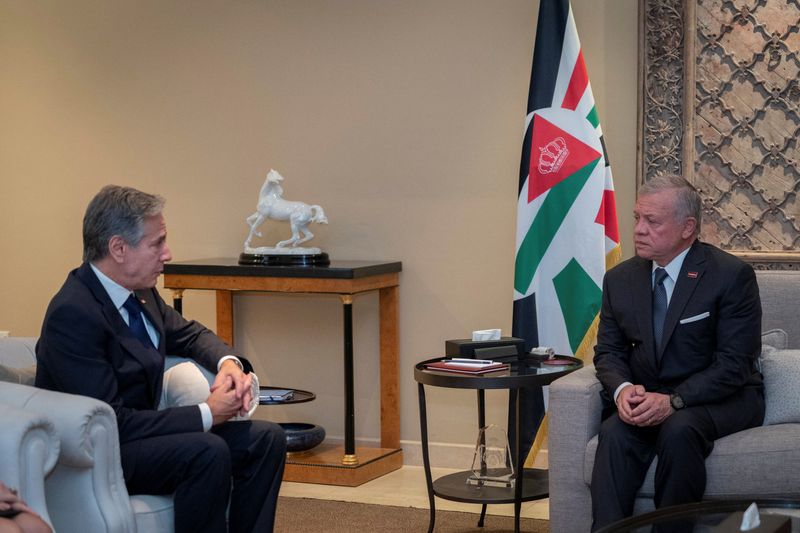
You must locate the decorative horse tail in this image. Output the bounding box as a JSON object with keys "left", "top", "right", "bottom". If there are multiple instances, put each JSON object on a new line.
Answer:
{"left": 310, "top": 205, "right": 328, "bottom": 224}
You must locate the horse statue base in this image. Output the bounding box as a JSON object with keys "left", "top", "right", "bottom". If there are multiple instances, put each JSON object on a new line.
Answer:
{"left": 239, "top": 250, "right": 330, "bottom": 267}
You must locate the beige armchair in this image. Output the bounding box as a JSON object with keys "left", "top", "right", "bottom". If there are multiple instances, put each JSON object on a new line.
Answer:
{"left": 0, "top": 337, "right": 173, "bottom": 533}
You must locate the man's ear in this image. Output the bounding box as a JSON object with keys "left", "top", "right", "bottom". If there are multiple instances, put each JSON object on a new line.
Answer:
{"left": 108, "top": 235, "right": 127, "bottom": 263}
{"left": 681, "top": 217, "right": 698, "bottom": 239}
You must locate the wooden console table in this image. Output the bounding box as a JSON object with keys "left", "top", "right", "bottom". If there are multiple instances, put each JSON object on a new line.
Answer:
{"left": 162, "top": 258, "right": 402, "bottom": 486}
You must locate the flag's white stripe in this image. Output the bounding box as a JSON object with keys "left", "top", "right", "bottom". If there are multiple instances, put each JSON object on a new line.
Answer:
{"left": 574, "top": 84, "right": 595, "bottom": 122}
{"left": 604, "top": 166, "right": 615, "bottom": 190}
{"left": 550, "top": 6, "right": 582, "bottom": 110}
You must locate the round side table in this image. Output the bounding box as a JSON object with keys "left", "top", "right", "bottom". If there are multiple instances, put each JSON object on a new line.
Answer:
{"left": 414, "top": 355, "right": 582, "bottom": 533}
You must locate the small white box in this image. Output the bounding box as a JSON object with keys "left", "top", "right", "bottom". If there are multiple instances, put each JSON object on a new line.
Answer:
{"left": 472, "top": 329, "right": 501, "bottom": 341}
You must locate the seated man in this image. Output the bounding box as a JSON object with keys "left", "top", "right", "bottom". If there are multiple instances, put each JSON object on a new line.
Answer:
{"left": 35, "top": 185, "right": 286, "bottom": 533}
{"left": 591, "top": 175, "right": 764, "bottom": 530}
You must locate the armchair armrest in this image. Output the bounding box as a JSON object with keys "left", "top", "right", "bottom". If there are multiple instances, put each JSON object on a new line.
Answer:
{"left": 0, "top": 401, "right": 59, "bottom": 527}
{"left": 0, "top": 382, "right": 136, "bottom": 533}
{"left": 548, "top": 363, "right": 603, "bottom": 533}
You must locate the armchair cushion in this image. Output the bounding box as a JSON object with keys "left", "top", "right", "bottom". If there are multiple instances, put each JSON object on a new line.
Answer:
{"left": 761, "top": 328, "right": 788, "bottom": 356}
{"left": 0, "top": 363, "right": 36, "bottom": 385}
{"left": 761, "top": 349, "right": 800, "bottom": 425}
{"left": 160, "top": 361, "right": 212, "bottom": 408}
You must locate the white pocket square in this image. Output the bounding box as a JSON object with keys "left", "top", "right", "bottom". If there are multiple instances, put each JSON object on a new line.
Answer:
{"left": 680, "top": 311, "right": 710, "bottom": 324}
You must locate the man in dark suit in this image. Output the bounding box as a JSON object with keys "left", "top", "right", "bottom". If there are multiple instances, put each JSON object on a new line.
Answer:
{"left": 36, "top": 185, "right": 286, "bottom": 533}
{"left": 590, "top": 175, "right": 764, "bottom": 530}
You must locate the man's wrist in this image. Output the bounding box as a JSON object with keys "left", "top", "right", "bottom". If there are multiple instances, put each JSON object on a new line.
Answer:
{"left": 614, "top": 382, "right": 633, "bottom": 404}
{"left": 198, "top": 402, "right": 212, "bottom": 431}
{"left": 218, "top": 355, "right": 243, "bottom": 372}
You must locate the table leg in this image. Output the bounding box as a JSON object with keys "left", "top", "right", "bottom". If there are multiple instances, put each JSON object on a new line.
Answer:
{"left": 215, "top": 290, "right": 234, "bottom": 346}
{"left": 379, "top": 286, "right": 400, "bottom": 448}
{"left": 341, "top": 295, "right": 358, "bottom": 465}
{"left": 418, "top": 383, "right": 436, "bottom": 533}
{"left": 514, "top": 387, "right": 523, "bottom": 533}
{"left": 477, "top": 389, "right": 487, "bottom": 527}
{"left": 169, "top": 289, "right": 185, "bottom": 315}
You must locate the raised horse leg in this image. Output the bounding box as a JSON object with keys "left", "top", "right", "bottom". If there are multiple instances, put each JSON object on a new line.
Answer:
{"left": 244, "top": 213, "right": 265, "bottom": 248}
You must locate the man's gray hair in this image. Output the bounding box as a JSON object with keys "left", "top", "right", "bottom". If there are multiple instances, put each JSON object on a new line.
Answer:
{"left": 83, "top": 185, "right": 165, "bottom": 263}
{"left": 639, "top": 174, "right": 702, "bottom": 235}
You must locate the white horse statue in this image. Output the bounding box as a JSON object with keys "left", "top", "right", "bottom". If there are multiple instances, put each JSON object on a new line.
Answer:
{"left": 244, "top": 169, "right": 328, "bottom": 251}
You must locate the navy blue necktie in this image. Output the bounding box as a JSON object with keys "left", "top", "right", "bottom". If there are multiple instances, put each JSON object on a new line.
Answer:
{"left": 652, "top": 268, "right": 668, "bottom": 352}
{"left": 123, "top": 294, "right": 154, "bottom": 348}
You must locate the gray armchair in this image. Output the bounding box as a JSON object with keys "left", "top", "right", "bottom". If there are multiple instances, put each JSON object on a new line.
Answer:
{"left": 0, "top": 337, "right": 173, "bottom": 533}
{"left": 0, "top": 398, "right": 59, "bottom": 529}
{"left": 549, "top": 270, "right": 800, "bottom": 532}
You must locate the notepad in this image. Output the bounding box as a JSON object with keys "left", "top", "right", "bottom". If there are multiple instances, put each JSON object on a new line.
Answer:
{"left": 259, "top": 389, "right": 294, "bottom": 402}
{"left": 424, "top": 360, "right": 509, "bottom": 375}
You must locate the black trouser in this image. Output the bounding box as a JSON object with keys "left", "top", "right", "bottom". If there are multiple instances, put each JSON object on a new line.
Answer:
{"left": 590, "top": 387, "right": 763, "bottom": 531}
{"left": 122, "top": 420, "right": 286, "bottom": 533}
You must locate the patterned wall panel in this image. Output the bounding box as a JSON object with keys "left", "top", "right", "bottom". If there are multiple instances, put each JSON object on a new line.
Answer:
{"left": 640, "top": 0, "right": 799, "bottom": 269}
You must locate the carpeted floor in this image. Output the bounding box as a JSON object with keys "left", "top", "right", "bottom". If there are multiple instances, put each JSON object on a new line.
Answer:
{"left": 275, "top": 496, "right": 549, "bottom": 532}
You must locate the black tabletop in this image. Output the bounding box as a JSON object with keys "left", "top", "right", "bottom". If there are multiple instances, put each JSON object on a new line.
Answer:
{"left": 163, "top": 258, "right": 402, "bottom": 279}
{"left": 596, "top": 499, "right": 800, "bottom": 533}
{"left": 414, "top": 355, "right": 582, "bottom": 390}
{"left": 257, "top": 386, "right": 316, "bottom": 405}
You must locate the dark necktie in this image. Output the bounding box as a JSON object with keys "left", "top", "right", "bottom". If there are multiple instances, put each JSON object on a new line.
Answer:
{"left": 123, "top": 294, "right": 154, "bottom": 348}
{"left": 652, "top": 267, "right": 668, "bottom": 352}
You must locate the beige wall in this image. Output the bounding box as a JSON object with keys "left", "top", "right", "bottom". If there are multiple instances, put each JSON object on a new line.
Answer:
{"left": 0, "top": 0, "right": 638, "bottom": 449}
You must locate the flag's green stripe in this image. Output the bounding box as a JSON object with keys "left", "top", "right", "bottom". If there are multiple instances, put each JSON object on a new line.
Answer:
{"left": 514, "top": 158, "right": 600, "bottom": 294}
{"left": 553, "top": 258, "right": 602, "bottom": 353}
{"left": 586, "top": 106, "right": 599, "bottom": 129}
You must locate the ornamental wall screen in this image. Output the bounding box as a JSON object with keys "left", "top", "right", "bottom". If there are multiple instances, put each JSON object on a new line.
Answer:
{"left": 639, "top": 0, "right": 799, "bottom": 269}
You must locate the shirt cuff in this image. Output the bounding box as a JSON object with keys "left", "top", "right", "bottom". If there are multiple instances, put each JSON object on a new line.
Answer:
{"left": 614, "top": 382, "right": 633, "bottom": 404}
{"left": 198, "top": 402, "right": 212, "bottom": 431}
{"left": 218, "top": 355, "right": 243, "bottom": 371}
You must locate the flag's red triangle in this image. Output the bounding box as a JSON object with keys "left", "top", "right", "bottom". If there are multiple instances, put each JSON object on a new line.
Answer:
{"left": 527, "top": 114, "right": 601, "bottom": 203}
{"left": 595, "top": 188, "right": 620, "bottom": 243}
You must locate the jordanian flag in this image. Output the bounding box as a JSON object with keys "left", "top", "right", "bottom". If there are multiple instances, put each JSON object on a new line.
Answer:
{"left": 512, "top": 0, "right": 621, "bottom": 465}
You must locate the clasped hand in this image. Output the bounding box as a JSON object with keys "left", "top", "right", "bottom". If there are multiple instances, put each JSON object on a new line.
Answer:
{"left": 0, "top": 481, "right": 34, "bottom": 516}
{"left": 207, "top": 360, "right": 253, "bottom": 425}
{"left": 616, "top": 384, "right": 673, "bottom": 427}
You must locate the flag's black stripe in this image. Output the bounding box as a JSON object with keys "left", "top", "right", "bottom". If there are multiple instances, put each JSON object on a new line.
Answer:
{"left": 509, "top": 292, "right": 545, "bottom": 463}
{"left": 512, "top": 293, "right": 539, "bottom": 350}
{"left": 600, "top": 134, "right": 611, "bottom": 167}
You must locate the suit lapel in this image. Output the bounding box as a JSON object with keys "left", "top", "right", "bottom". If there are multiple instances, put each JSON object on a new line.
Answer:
{"left": 658, "top": 241, "right": 706, "bottom": 358}
{"left": 77, "top": 264, "right": 164, "bottom": 406}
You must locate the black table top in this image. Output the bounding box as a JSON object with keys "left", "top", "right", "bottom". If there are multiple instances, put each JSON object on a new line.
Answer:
{"left": 432, "top": 469, "right": 549, "bottom": 504}
{"left": 163, "top": 258, "right": 402, "bottom": 279}
{"left": 257, "top": 386, "right": 315, "bottom": 405}
{"left": 596, "top": 499, "right": 800, "bottom": 533}
{"left": 414, "top": 355, "right": 582, "bottom": 390}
